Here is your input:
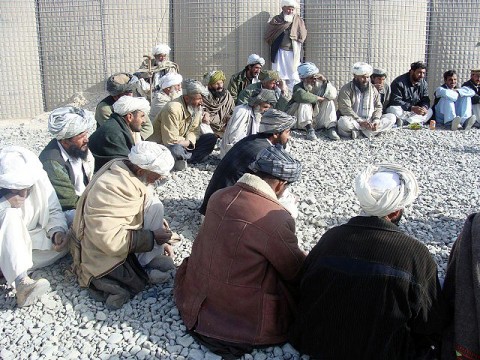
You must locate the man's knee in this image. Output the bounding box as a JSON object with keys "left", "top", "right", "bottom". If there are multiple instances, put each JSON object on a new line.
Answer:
{"left": 386, "top": 106, "right": 403, "bottom": 118}
{"left": 167, "top": 144, "right": 188, "bottom": 160}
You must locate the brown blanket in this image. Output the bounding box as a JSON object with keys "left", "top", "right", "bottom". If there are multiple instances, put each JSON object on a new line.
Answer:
{"left": 264, "top": 13, "right": 307, "bottom": 45}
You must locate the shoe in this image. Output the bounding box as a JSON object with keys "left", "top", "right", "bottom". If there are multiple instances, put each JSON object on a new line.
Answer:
{"left": 327, "top": 128, "right": 340, "bottom": 140}
{"left": 16, "top": 276, "right": 51, "bottom": 308}
{"left": 174, "top": 159, "right": 187, "bottom": 171}
{"left": 451, "top": 116, "right": 461, "bottom": 131}
{"left": 463, "top": 115, "right": 476, "bottom": 130}
{"left": 306, "top": 128, "right": 317, "bottom": 141}
{"left": 396, "top": 118, "right": 403, "bottom": 127}
{"left": 149, "top": 269, "right": 170, "bottom": 284}
{"left": 351, "top": 130, "right": 360, "bottom": 139}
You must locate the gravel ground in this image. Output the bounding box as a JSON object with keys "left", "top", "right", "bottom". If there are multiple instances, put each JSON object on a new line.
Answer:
{"left": 1, "top": 116, "right": 479, "bottom": 359}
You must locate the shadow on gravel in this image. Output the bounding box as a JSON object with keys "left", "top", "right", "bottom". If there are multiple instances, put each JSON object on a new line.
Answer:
{"left": 451, "top": 145, "right": 480, "bottom": 154}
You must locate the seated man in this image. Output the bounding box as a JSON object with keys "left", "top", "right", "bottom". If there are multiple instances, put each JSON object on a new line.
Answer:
{"left": 219, "top": 88, "right": 277, "bottom": 158}
{"left": 95, "top": 72, "right": 153, "bottom": 140}
{"left": 442, "top": 213, "right": 480, "bottom": 359}
{"left": 201, "top": 70, "right": 235, "bottom": 137}
{"left": 286, "top": 62, "right": 338, "bottom": 141}
{"left": 227, "top": 54, "right": 265, "bottom": 102}
{"left": 71, "top": 142, "right": 176, "bottom": 310}
{"left": 434, "top": 69, "right": 476, "bottom": 131}
{"left": 0, "top": 146, "right": 68, "bottom": 307}
{"left": 387, "top": 61, "right": 433, "bottom": 125}
{"left": 371, "top": 67, "right": 391, "bottom": 111}
{"left": 290, "top": 163, "right": 445, "bottom": 359}
{"left": 236, "top": 70, "right": 291, "bottom": 111}
{"left": 462, "top": 69, "right": 480, "bottom": 126}
{"left": 150, "top": 72, "right": 183, "bottom": 121}
{"left": 149, "top": 79, "right": 217, "bottom": 171}
{"left": 337, "top": 62, "right": 396, "bottom": 139}
{"left": 89, "top": 96, "right": 151, "bottom": 172}
{"left": 199, "top": 109, "right": 296, "bottom": 215}
{"left": 39, "top": 106, "right": 95, "bottom": 226}
{"left": 175, "top": 146, "right": 305, "bottom": 359}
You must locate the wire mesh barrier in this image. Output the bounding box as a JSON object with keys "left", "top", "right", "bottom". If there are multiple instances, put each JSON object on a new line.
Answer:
{"left": 0, "top": 0, "right": 478, "bottom": 119}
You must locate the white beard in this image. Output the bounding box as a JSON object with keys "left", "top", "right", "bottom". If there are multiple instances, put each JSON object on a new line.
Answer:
{"left": 187, "top": 104, "right": 202, "bottom": 119}
{"left": 283, "top": 14, "right": 294, "bottom": 23}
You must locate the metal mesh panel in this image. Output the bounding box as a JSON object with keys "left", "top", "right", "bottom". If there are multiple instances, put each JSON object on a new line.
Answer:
{"left": 0, "top": 0, "right": 44, "bottom": 119}
{"left": 427, "top": 0, "right": 480, "bottom": 97}
{"left": 37, "top": 0, "right": 104, "bottom": 110}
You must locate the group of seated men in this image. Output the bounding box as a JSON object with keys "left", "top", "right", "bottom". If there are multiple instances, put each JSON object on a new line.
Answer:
{"left": 1, "top": 41, "right": 480, "bottom": 358}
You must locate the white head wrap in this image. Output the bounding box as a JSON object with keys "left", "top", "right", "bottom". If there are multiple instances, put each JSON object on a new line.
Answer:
{"left": 182, "top": 79, "right": 209, "bottom": 96}
{"left": 48, "top": 106, "right": 95, "bottom": 140}
{"left": 298, "top": 62, "right": 320, "bottom": 79}
{"left": 159, "top": 73, "right": 183, "bottom": 90}
{"left": 247, "top": 54, "right": 265, "bottom": 66}
{"left": 128, "top": 141, "right": 174, "bottom": 176}
{"left": 0, "top": 146, "right": 44, "bottom": 190}
{"left": 352, "top": 62, "right": 373, "bottom": 76}
{"left": 113, "top": 97, "right": 151, "bottom": 116}
{"left": 281, "top": 0, "right": 298, "bottom": 7}
{"left": 354, "top": 163, "right": 419, "bottom": 218}
{"left": 152, "top": 44, "right": 171, "bottom": 56}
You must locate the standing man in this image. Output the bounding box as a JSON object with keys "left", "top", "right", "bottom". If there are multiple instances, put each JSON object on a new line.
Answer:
{"left": 39, "top": 107, "right": 95, "bottom": 226}
{"left": 337, "top": 62, "right": 396, "bottom": 139}
{"left": 290, "top": 163, "right": 445, "bottom": 359}
{"left": 433, "top": 69, "right": 476, "bottom": 131}
{"left": 139, "top": 44, "right": 179, "bottom": 94}
{"left": 0, "top": 146, "right": 68, "bottom": 307}
{"left": 462, "top": 69, "right": 480, "bottom": 126}
{"left": 89, "top": 96, "right": 151, "bottom": 172}
{"left": 201, "top": 70, "right": 235, "bottom": 137}
{"left": 175, "top": 146, "right": 305, "bottom": 359}
{"left": 227, "top": 54, "right": 265, "bottom": 102}
{"left": 265, "top": 0, "right": 307, "bottom": 92}
{"left": 387, "top": 61, "right": 433, "bottom": 126}
{"left": 149, "top": 79, "right": 217, "bottom": 170}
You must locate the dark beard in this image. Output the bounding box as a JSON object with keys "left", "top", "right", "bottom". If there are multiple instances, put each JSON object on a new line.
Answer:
{"left": 210, "top": 88, "right": 226, "bottom": 99}
{"left": 66, "top": 145, "right": 89, "bottom": 161}
{"left": 390, "top": 209, "right": 404, "bottom": 226}
{"left": 353, "top": 79, "right": 369, "bottom": 92}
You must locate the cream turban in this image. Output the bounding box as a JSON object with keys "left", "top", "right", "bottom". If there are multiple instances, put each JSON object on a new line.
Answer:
{"left": 159, "top": 73, "right": 183, "bottom": 90}
{"left": 113, "top": 97, "right": 150, "bottom": 116}
{"left": 352, "top": 62, "right": 373, "bottom": 76}
{"left": 0, "top": 146, "right": 44, "bottom": 190}
{"left": 298, "top": 62, "right": 320, "bottom": 79}
{"left": 48, "top": 106, "right": 95, "bottom": 140}
{"left": 281, "top": 0, "right": 298, "bottom": 7}
{"left": 182, "top": 79, "right": 209, "bottom": 96}
{"left": 152, "top": 44, "right": 171, "bottom": 56}
{"left": 354, "top": 163, "right": 419, "bottom": 217}
{"left": 128, "top": 141, "right": 174, "bottom": 176}
{"left": 247, "top": 54, "right": 265, "bottom": 66}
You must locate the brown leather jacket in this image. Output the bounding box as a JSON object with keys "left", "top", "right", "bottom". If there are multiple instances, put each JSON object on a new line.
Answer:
{"left": 174, "top": 174, "right": 305, "bottom": 346}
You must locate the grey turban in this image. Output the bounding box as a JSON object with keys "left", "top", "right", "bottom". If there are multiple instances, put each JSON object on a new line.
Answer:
{"left": 182, "top": 79, "right": 209, "bottom": 96}
{"left": 48, "top": 106, "right": 95, "bottom": 140}
{"left": 249, "top": 145, "right": 302, "bottom": 183}
{"left": 354, "top": 163, "right": 419, "bottom": 217}
{"left": 0, "top": 146, "right": 44, "bottom": 190}
{"left": 128, "top": 141, "right": 174, "bottom": 176}
{"left": 248, "top": 89, "right": 277, "bottom": 107}
{"left": 106, "top": 73, "right": 139, "bottom": 96}
{"left": 259, "top": 109, "right": 296, "bottom": 134}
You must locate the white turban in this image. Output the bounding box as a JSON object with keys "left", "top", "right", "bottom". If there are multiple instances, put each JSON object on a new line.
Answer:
{"left": 281, "top": 0, "right": 298, "bottom": 7}
{"left": 0, "top": 146, "right": 44, "bottom": 190}
{"left": 352, "top": 62, "right": 373, "bottom": 77}
{"left": 128, "top": 141, "right": 174, "bottom": 176}
{"left": 48, "top": 106, "right": 95, "bottom": 140}
{"left": 152, "top": 44, "right": 171, "bottom": 56}
{"left": 247, "top": 54, "right": 265, "bottom": 66}
{"left": 159, "top": 73, "right": 183, "bottom": 90}
{"left": 354, "top": 163, "right": 419, "bottom": 218}
{"left": 113, "top": 97, "right": 151, "bottom": 116}
{"left": 298, "top": 62, "right": 319, "bottom": 79}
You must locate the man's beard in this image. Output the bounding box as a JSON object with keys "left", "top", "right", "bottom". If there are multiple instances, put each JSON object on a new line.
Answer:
{"left": 210, "top": 88, "right": 226, "bottom": 99}
{"left": 303, "top": 81, "right": 314, "bottom": 93}
{"left": 169, "top": 89, "right": 181, "bottom": 100}
{"left": 187, "top": 104, "right": 202, "bottom": 118}
{"left": 353, "top": 79, "right": 369, "bottom": 92}
{"left": 65, "top": 145, "right": 88, "bottom": 161}
{"left": 283, "top": 13, "right": 294, "bottom": 22}
{"left": 155, "top": 60, "right": 167, "bottom": 67}
{"left": 390, "top": 209, "right": 404, "bottom": 226}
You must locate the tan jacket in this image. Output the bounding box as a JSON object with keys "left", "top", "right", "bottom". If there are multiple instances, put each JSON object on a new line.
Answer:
{"left": 150, "top": 96, "right": 200, "bottom": 147}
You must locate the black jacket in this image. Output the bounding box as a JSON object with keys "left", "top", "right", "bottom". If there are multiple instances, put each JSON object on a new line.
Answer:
{"left": 389, "top": 72, "right": 431, "bottom": 111}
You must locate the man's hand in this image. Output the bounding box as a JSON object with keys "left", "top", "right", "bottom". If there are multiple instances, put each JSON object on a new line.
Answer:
{"left": 202, "top": 112, "right": 211, "bottom": 125}
{"left": 164, "top": 244, "right": 174, "bottom": 258}
{"left": 4, "top": 192, "right": 26, "bottom": 208}
{"left": 52, "top": 232, "right": 68, "bottom": 252}
{"left": 175, "top": 140, "right": 190, "bottom": 148}
{"left": 358, "top": 120, "right": 372, "bottom": 130}
{"left": 153, "top": 227, "right": 172, "bottom": 245}
{"left": 411, "top": 106, "right": 427, "bottom": 115}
